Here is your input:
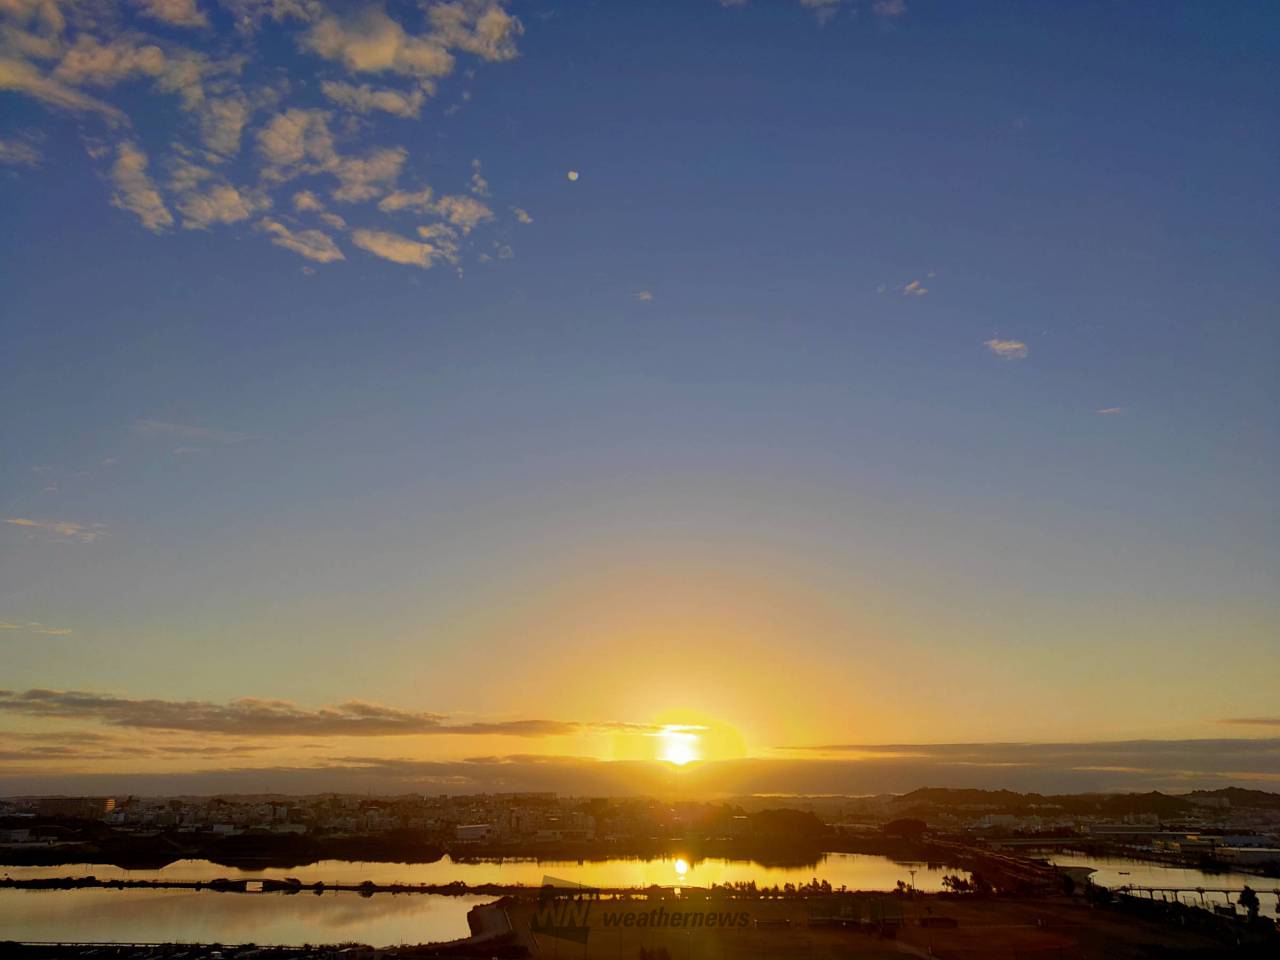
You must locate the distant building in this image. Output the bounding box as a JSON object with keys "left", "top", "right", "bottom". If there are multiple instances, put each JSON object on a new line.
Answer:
{"left": 1215, "top": 847, "right": 1280, "bottom": 865}
{"left": 35, "top": 797, "right": 115, "bottom": 819}
{"left": 455, "top": 823, "right": 494, "bottom": 842}
{"left": 1087, "top": 824, "right": 1161, "bottom": 838}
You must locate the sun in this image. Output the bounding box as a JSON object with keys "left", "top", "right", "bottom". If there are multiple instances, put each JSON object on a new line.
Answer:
{"left": 656, "top": 724, "right": 702, "bottom": 766}
{"left": 608, "top": 713, "right": 744, "bottom": 765}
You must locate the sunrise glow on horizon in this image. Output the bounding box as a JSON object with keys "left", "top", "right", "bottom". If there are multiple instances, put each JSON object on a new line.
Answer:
{"left": 0, "top": 0, "right": 1276, "bottom": 800}
{"left": 656, "top": 726, "right": 704, "bottom": 767}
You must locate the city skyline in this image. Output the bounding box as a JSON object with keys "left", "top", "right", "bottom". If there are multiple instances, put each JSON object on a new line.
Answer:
{"left": 2, "top": 0, "right": 1278, "bottom": 798}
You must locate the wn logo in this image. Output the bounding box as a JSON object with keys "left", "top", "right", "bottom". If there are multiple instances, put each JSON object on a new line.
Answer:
{"left": 531, "top": 875, "right": 598, "bottom": 943}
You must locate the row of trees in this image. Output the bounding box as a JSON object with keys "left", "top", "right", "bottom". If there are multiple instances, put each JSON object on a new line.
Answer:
{"left": 939, "top": 873, "right": 993, "bottom": 895}
{"left": 704, "top": 878, "right": 841, "bottom": 896}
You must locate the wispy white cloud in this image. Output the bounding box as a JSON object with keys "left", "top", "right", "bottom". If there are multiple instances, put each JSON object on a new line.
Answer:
{"left": 49, "top": 32, "right": 254, "bottom": 157}
{"left": 433, "top": 193, "right": 492, "bottom": 232}
{"left": 984, "top": 338, "right": 1029, "bottom": 360}
{"left": 1095, "top": 406, "right": 1123, "bottom": 416}
{"left": 199, "top": 94, "right": 249, "bottom": 156}
{"left": 799, "top": 0, "right": 842, "bottom": 24}
{"left": 0, "top": 688, "right": 650, "bottom": 738}
{"left": 0, "top": 137, "right": 41, "bottom": 167}
{"left": 0, "top": 620, "right": 73, "bottom": 636}
{"left": 427, "top": 1, "right": 523, "bottom": 62}
{"left": 52, "top": 36, "right": 169, "bottom": 87}
{"left": 302, "top": 8, "right": 454, "bottom": 80}
{"left": 872, "top": 0, "right": 908, "bottom": 19}
{"left": 108, "top": 140, "right": 173, "bottom": 231}
{"left": 0, "top": 0, "right": 524, "bottom": 267}
{"left": 176, "top": 177, "right": 270, "bottom": 229}
{"left": 352, "top": 227, "right": 450, "bottom": 268}
{"left": 217, "top": 0, "right": 321, "bottom": 34}
{"left": 288, "top": 187, "right": 357, "bottom": 231}
{"left": 133, "top": 418, "right": 258, "bottom": 444}
{"left": 4, "top": 517, "right": 106, "bottom": 543}
{"left": 259, "top": 217, "right": 344, "bottom": 262}
{"left": 722, "top": 0, "right": 907, "bottom": 24}
{"left": 53, "top": 35, "right": 223, "bottom": 117}
{"left": 129, "top": 0, "right": 208, "bottom": 29}
{"left": 511, "top": 206, "right": 533, "bottom": 224}
{"left": 416, "top": 222, "right": 460, "bottom": 263}
{"left": 468, "top": 157, "right": 489, "bottom": 195}
{"left": 292, "top": 189, "right": 324, "bottom": 213}
{"left": 378, "top": 186, "right": 434, "bottom": 213}
{"left": 902, "top": 279, "right": 927, "bottom": 296}
{"left": 0, "top": 56, "right": 126, "bottom": 122}
{"left": 256, "top": 107, "right": 335, "bottom": 168}
{"left": 330, "top": 145, "right": 407, "bottom": 202}
{"left": 256, "top": 108, "right": 407, "bottom": 202}
{"left": 301, "top": 1, "right": 522, "bottom": 83}
{"left": 635, "top": 290, "right": 654, "bottom": 302}
{"left": 320, "top": 79, "right": 424, "bottom": 118}
{"left": 378, "top": 187, "right": 492, "bottom": 234}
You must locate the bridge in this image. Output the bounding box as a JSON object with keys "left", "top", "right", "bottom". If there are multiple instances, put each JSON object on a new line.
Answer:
{"left": 1117, "top": 884, "right": 1280, "bottom": 905}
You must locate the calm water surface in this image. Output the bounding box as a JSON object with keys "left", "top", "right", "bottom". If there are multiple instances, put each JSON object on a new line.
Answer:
{"left": 2, "top": 851, "right": 953, "bottom": 890}
{"left": 1049, "top": 852, "right": 1280, "bottom": 919}
{"left": 9, "top": 852, "right": 1275, "bottom": 945}
{"left": 0, "top": 888, "right": 493, "bottom": 947}
{"left": 1, "top": 853, "right": 956, "bottom": 945}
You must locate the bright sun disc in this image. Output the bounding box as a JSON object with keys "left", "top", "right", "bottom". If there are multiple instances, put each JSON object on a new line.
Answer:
{"left": 657, "top": 725, "right": 701, "bottom": 765}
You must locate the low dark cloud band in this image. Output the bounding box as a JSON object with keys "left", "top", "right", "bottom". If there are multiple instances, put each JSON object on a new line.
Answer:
{"left": 0, "top": 688, "right": 649, "bottom": 738}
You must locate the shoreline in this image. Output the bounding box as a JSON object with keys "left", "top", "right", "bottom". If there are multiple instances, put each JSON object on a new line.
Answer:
{"left": 3, "top": 890, "right": 1276, "bottom": 959}
{"left": 0, "top": 834, "right": 938, "bottom": 871}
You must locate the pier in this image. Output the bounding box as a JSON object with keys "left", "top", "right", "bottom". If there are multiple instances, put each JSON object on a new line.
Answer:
{"left": 1116, "top": 884, "right": 1280, "bottom": 906}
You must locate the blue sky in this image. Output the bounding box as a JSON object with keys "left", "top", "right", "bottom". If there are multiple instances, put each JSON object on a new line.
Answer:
{"left": 1, "top": 0, "right": 1277, "bottom": 794}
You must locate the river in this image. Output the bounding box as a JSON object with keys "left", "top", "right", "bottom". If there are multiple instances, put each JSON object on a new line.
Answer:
{"left": 0, "top": 852, "right": 955, "bottom": 946}
{"left": 5, "top": 851, "right": 1273, "bottom": 945}
{"left": 1048, "top": 852, "right": 1280, "bottom": 919}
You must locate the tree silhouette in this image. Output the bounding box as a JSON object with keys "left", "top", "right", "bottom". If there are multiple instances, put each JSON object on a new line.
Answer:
{"left": 942, "top": 874, "right": 971, "bottom": 894}
{"left": 1238, "top": 885, "right": 1260, "bottom": 922}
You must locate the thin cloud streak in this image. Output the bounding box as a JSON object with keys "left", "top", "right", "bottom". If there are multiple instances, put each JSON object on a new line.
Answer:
{"left": 3, "top": 742, "right": 1278, "bottom": 797}
{"left": 0, "top": 621, "right": 73, "bottom": 636}
{"left": 984, "top": 338, "right": 1029, "bottom": 360}
{"left": 133, "top": 418, "right": 260, "bottom": 444}
{"left": 4, "top": 517, "right": 106, "bottom": 542}
{"left": 783, "top": 738, "right": 1280, "bottom": 765}
{"left": 0, "top": 688, "right": 660, "bottom": 739}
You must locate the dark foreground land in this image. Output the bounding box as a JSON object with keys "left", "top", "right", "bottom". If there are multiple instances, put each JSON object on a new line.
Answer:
{"left": 509, "top": 893, "right": 1280, "bottom": 960}
{"left": 4, "top": 890, "right": 1278, "bottom": 960}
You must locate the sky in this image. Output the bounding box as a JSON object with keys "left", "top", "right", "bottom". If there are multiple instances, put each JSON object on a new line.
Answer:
{"left": 1, "top": 0, "right": 1278, "bottom": 797}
